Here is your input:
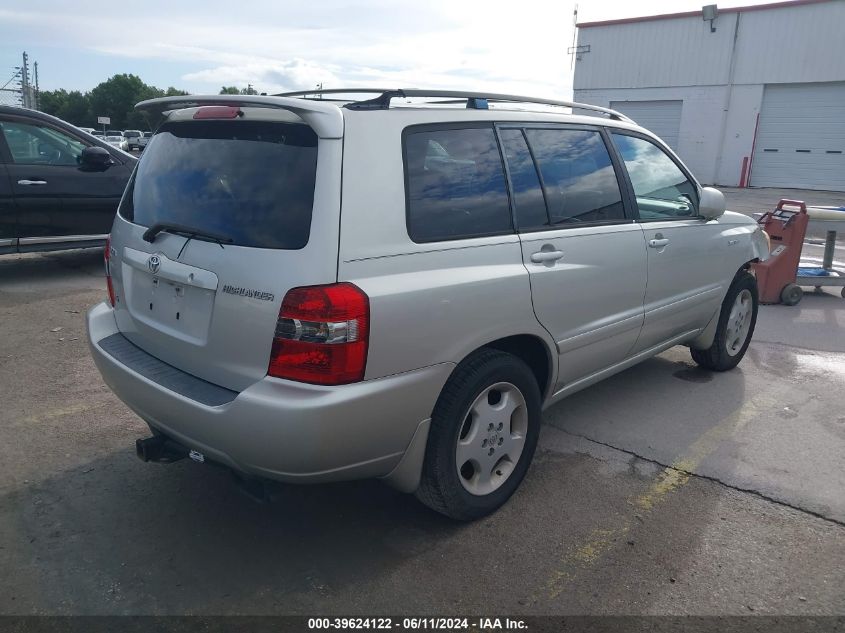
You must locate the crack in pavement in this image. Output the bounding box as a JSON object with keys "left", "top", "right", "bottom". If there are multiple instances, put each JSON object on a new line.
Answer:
{"left": 557, "top": 427, "right": 845, "bottom": 529}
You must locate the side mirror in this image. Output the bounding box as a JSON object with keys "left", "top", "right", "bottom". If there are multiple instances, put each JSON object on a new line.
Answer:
{"left": 81, "top": 146, "right": 113, "bottom": 170}
{"left": 699, "top": 187, "right": 726, "bottom": 220}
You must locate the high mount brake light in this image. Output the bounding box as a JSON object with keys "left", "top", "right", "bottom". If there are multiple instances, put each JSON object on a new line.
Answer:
{"left": 192, "top": 106, "right": 242, "bottom": 119}
{"left": 268, "top": 283, "right": 369, "bottom": 385}
{"left": 104, "top": 236, "right": 116, "bottom": 307}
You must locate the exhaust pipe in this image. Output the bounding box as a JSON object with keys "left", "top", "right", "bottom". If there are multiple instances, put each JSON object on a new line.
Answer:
{"left": 135, "top": 435, "right": 189, "bottom": 463}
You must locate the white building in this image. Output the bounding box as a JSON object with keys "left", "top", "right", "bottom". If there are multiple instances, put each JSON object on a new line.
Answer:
{"left": 573, "top": 0, "right": 845, "bottom": 191}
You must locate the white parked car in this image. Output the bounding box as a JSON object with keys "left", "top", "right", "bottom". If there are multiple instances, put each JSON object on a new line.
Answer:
{"left": 123, "top": 130, "right": 143, "bottom": 151}
{"left": 87, "top": 90, "right": 770, "bottom": 520}
{"left": 104, "top": 135, "right": 128, "bottom": 151}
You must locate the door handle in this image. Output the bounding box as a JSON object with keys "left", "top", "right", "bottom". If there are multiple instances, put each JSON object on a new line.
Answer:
{"left": 530, "top": 250, "right": 564, "bottom": 263}
{"left": 18, "top": 179, "right": 47, "bottom": 186}
{"left": 648, "top": 238, "right": 669, "bottom": 248}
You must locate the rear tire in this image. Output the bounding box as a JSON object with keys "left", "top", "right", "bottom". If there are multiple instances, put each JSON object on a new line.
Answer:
{"left": 415, "top": 349, "right": 541, "bottom": 521}
{"left": 691, "top": 271, "right": 758, "bottom": 372}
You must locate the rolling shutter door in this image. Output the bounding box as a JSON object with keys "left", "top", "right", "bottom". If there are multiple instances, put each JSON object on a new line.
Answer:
{"left": 751, "top": 83, "right": 845, "bottom": 191}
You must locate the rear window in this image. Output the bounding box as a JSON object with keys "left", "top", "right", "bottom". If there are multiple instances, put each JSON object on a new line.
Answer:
{"left": 403, "top": 125, "right": 512, "bottom": 243}
{"left": 124, "top": 131, "right": 141, "bottom": 138}
{"left": 118, "top": 119, "right": 318, "bottom": 249}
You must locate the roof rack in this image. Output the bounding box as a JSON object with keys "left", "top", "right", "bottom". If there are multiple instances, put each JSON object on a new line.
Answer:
{"left": 276, "top": 88, "right": 392, "bottom": 98}
{"left": 274, "top": 88, "right": 632, "bottom": 122}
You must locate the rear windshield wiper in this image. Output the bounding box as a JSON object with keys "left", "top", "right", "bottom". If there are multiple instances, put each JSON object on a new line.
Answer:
{"left": 142, "top": 222, "right": 234, "bottom": 247}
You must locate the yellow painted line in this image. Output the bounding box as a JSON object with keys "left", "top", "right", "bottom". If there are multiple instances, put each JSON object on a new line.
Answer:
{"left": 571, "top": 527, "right": 621, "bottom": 565}
{"left": 633, "top": 467, "right": 690, "bottom": 512}
{"left": 541, "top": 395, "right": 770, "bottom": 600}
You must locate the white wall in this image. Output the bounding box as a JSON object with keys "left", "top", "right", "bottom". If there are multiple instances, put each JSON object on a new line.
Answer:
{"left": 714, "top": 84, "right": 764, "bottom": 186}
{"left": 732, "top": 1, "right": 845, "bottom": 85}
{"left": 573, "top": 0, "right": 845, "bottom": 187}
{"left": 575, "top": 1, "right": 845, "bottom": 91}
{"left": 573, "top": 15, "right": 736, "bottom": 90}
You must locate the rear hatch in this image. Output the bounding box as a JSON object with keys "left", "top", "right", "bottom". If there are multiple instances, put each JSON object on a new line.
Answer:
{"left": 107, "top": 104, "right": 343, "bottom": 391}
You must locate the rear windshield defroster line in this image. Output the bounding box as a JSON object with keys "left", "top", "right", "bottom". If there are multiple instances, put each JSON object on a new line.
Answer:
{"left": 118, "top": 119, "right": 318, "bottom": 250}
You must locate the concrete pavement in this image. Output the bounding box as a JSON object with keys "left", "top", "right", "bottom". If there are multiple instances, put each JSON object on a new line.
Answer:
{"left": 0, "top": 195, "right": 843, "bottom": 615}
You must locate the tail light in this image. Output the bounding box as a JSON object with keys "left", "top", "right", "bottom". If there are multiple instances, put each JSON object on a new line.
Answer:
{"left": 104, "top": 236, "right": 116, "bottom": 307}
{"left": 268, "top": 283, "right": 369, "bottom": 385}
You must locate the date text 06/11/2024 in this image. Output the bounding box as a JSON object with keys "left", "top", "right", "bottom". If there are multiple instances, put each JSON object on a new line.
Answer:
{"left": 307, "top": 617, "right": 528, "bottom": 630}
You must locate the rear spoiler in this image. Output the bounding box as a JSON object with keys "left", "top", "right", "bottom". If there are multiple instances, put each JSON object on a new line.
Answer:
{"left": 134, "top": 94, "right": 344, "bottom": 139}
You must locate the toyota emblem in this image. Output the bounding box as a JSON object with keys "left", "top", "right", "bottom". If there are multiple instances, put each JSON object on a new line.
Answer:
{"left": 147, "top": 254, "right": 161, "bottom": 274}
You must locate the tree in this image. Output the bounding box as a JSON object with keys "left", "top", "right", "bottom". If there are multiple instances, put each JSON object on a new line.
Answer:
{"left": 38, "top": 89, "right": 69, "bottom": 119}
{"left": 88, "top": 74, "right": 147, "bottom": 129}
{"left": 88, "top": 74, "right": 177, "bottom": 129}
{"left": 60, "top": 91, "right": 91, "bottom": 126}
{"left": 34, "top": 74, "right": 190, "bottom": 129}
{"left": 37, "top": 89, "right": 91, "bottom": 126}
{"left": 219, "top": 84, "right": 258, "bottom": 95}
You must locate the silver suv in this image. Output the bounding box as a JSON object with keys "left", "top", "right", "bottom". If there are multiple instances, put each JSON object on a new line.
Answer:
{"left": 87, "top": 90, "right": 770, "bottom": 520}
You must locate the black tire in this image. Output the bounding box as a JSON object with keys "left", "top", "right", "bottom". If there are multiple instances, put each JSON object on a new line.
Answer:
{"left": 691, "top": 271, "right": 758, "bottom": 371}
{"left": 780, "top": 283, "right": 803, "bottom": 306}
{"left": 415, "top": 348, "right": 541, "bottom": 521}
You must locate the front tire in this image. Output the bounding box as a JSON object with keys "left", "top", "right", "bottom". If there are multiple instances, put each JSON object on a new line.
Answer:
{"left": 415, "top": 349, "right": 541, "bottom": 521}
{"left": 691, "top": 271, "right": 758, "bottom": 371}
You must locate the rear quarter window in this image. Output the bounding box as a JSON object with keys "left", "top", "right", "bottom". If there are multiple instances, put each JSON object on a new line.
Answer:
{"left": 403, "top": 124, "right": 512, "bottom": 243}
{"left": 118, "top": 119, "right": 318, "bottom": 249}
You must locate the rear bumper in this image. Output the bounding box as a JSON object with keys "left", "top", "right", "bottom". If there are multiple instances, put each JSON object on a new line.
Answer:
{"left": 87, "top": 302, "right": 452, "bottom": 484}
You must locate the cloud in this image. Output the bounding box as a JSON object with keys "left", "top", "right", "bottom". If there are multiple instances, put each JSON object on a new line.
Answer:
{"left": 183, "top": 59, "right": 342, "bottom": 92}
{"left": 0, "top": 1, "right": 576, "bottom": 97}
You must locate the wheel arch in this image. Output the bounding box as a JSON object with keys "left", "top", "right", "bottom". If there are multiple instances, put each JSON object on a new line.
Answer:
{"left": 477, "top": 334, "right": 555, "bottom": 401}
{"left": 381, "top": 333, "right": 554, "bottom": 496}
{"left": 689, "top": 264, "right": 756, "bottom": 350}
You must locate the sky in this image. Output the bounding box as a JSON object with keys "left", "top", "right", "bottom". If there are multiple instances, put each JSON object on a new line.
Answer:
{"left": 1, "top": 0, "right": 779, "bottom": 99}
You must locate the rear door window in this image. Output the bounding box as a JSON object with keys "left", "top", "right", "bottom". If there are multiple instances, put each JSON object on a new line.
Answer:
{"left": 403, "top": 125, "right": 512, "bottom": 242}
{"left": 118, "top": 119, "right": 317, "bottom": 249}
{"left": 523, "top": 128, "right": 625, "bottom": 225}
{"left": 498, "top": 128, "right": 549, "bottom": 230}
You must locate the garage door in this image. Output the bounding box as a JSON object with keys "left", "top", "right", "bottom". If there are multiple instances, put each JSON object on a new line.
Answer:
{"left": 609, "top": 100, "right": 682, "bottom": 151}
{"left": 751, "top": 83, "right": 845, "bottom": 191}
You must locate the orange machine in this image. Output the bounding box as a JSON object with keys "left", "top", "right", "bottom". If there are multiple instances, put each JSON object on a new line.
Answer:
{"left": 752, "top": 199, "right": 809, "bottom": 305}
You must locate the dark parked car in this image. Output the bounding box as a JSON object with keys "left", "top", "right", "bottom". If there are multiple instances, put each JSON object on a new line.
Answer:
{"left": 0, "top": 106, "right": 137, "bottom": 254}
